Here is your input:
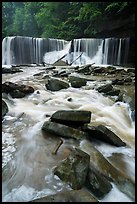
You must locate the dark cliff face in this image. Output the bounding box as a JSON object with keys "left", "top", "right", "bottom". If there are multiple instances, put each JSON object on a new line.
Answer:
{"left": 95, "top": 14, "right": 135, "bottom": 38}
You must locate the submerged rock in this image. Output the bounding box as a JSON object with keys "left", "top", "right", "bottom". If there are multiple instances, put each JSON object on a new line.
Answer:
{"left": 31, "top": 189, "right": 98, "bottom": 202}
{"left": 81, "top": 141, "right": 135, "bottom": 200}
{"left": 83, "top": 124, "right": 126, "bottom": 147}
{"left": 46, "top": 78, "right": 69, "bottom": 91}
{"left": 54, "top": 148, "right": 90, "bottom": 190}
{"left": 42, "top": 121, "right": 88, "bottom": 140}
{"left": 2, "top": 100, "right": 8, "bottom": 118}
{"left": 86, "top": 164, "right": 112, "bottom": 199}
{"left": 51, "top": 110, "right": 91, "bottom": 126}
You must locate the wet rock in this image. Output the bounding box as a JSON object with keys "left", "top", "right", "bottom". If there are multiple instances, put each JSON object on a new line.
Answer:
{"left": 96, "top": 84, "right": 113, "bottom": 93}
{"left": 53, "top": 60, "right": 68, "bottom": 66}
{"left": 83, "top": 124, "right": 126, "bottom": 147}
{"left": 10, "top": 90, "right": 26, "bottom": 98}
{"left": 112, "top": 78, "right": 125, "bottom": 85}
{"left": 126, "top": 68, "right": 135, "bottom": 73}
{"left": 124, "top": 77, "right": 132, "bottom": 83}
{"left": 77, "top": 64, "right": 91, "bottom": 74}
{"left": 104, "top": 88, "right": 120, "bottom": 96}
{"left": 81, "top": 141, "right": 135, "bottom": 200}
{"left": 92, "top": 67, "right": 106, "bottom": 74}
{"left": 2, "top": 67, "right": 23, "bottom": 74}
{"left": 42, "top": 121, "right": 89, "bottom": 140}
{"left": 115, "top": 93, "right": 124, "bottom": 102}
{"left": 86, "top": 164, "right": 112, "bottom": 199}
{"left": 31, "top": 189, "right": 98, "bottom": 202}
{"left": 69, "top": 76, "right": 87, "bottom": 88}
{"left": 2, "top": 82, "right": 34, "bottom": 98}
{"left": 46, "top": 78, "right": 69, "bottom": 91}
{"left": 51, "top": 110, "right": 91, "bottom": 126}
{"left": 2, "top": 100, "right": 8, "bottom": 118}
{"left": 54, "top": 148, "right": 90, "bottom": 190}
{"left": 131, "top": 110, "right": 135, "bottom": 121}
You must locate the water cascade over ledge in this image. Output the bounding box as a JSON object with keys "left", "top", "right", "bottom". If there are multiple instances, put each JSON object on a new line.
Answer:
{"left": 2, "top": 36, "right": 131, "bottom": 66}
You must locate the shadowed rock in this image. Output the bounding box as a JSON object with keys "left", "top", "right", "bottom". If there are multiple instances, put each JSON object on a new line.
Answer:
{"left": 54, "top": 148, "right": 90, "bottom": 190}
{"left": 69, "top": 76, "right": 87, "bottom": 88}
{"left": 46, "top": 78, "right": 69, "bottom": 91}
{"left": 31, "top": 189, "right": 98, "bottom": 202}
{"left": 2, "top": 82, "right": 34, "bottom": 98}
{"left": 51, "top": 110, "right": 91, "bottom": 126}
{"left": 97, "top": 84, "right": 113, "bottom": 93}
{"left": 85, "top": 164, "right": 112, "bottom": 199}
{"left": 42, "top": 121, "right": 89, "bottom": 140}
{"left": 81, "top": 141, "right": 135, "bottom": 200}
{"left": 2, "top": 100, "right": 8, "bottom": 118}
{"left": 83, "top": 124, "right": 126, "bottom": 147}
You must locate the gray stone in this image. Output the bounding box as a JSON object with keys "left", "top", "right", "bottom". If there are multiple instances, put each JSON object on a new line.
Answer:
{"left": 97, "top": 84, "right": 113, "bottom": 93}
{"left": 46, "top": 78, "right": 69, "bottom": 91}
{"left": 86, "top": 164, "right": 112, "bottom": 199}
{"left": 81, "top": 142, "right": 135, "bottom": 200}
{"left": 54, "top": 148, "right": 90, "bottom": 190}
{"left": 51, "top": 110, "right": 91, "bottom": 125}
{"left": 42, "top": 121, "right": 89, "bottom": 140}
{"left": 83, "top": 124, "right": 126, "bottom": 147}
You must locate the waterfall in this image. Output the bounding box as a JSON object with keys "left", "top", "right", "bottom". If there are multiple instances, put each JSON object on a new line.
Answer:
{"left": 2, "top": 36, "right": 68, "bottom": 66}
{"left": 2, "top": 36, "right": 131, "bottom": 66}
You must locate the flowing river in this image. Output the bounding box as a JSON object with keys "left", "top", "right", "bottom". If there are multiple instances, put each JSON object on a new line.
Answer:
{"left": 2, "top": 65, "right": 135, "bottom": 202}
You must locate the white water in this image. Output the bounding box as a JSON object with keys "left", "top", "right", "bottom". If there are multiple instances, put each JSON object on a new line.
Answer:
{"left": 2, "top": 66, "right": 135, "bottom": 202}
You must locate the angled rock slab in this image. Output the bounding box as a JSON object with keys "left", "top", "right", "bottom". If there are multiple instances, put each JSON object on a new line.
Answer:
{"left": 83, "top": 124, "right": 126, "bottom": 147}
{"left": 53, "top": 148, "right": 90, "bottom": 190}
{"left": 86, "top": 164, "right": 112, "bottom": 199}
{"left": 31, "top": 189, "right": 98, "bottom": 202}
{"left": 42, "top": 121, "right": 89, "bottom": 140}
{"left": 80, "top": 141, "right": 135, "bottom": 200}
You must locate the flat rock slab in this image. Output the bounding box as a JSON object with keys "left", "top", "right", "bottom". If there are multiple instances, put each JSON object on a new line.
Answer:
{"left": 51, "top": 110, "right": 91, "bottom": 126}
{"left": 42, "top": 121, "right": 89, "bottom": 140}
{"left": 31, "top": 189, "right": 98, "bottom": 202}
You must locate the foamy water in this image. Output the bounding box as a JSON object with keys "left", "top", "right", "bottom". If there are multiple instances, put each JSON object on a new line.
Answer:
{"left": 2, "top": 66, "right": 135, "bottom": 202}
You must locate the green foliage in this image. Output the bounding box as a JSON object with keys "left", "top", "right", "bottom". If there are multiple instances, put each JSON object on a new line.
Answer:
{"left": 2, "top": 2, "right": 133, "bottom": 40}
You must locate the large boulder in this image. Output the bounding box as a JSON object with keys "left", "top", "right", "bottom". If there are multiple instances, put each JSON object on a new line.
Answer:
{"left": 83, "top": 124, "right": 126, "bottom": 147}
{"left": 46, "top": 78, "right": 69, "bottom": 91}
{"left": 81, "top": 141, "right": 135, "bottom": 200}
{"left": 54, "top": 148, "right": 90, "bottom": 190}
{"left": 42, "top": 121, "right": 88, "bottom": 140}
{"left": 31, "top": 189, "right": 98, "bottom": 202}
{"left": 2, "top": 100, "right": 8, "bottom": 118}
{"left": 51, "top": 110, "right": 91, "bottom": 126}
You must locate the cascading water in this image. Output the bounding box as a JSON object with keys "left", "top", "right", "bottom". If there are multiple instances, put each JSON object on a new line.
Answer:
{"left": 2, "top": 36, "right": 68, "bottom": 66}
{"left": 2, "top": 36, "right": 131, "bottom": 67}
